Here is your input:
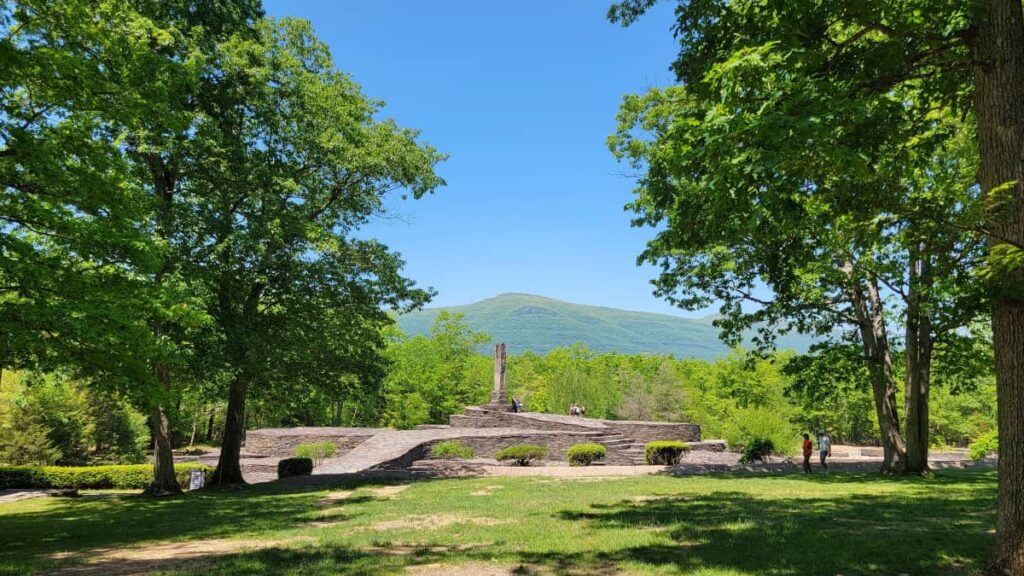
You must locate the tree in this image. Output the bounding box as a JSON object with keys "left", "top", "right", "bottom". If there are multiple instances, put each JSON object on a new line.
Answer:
{"left": 382, "top": 312, "right": 490, "bottom": 429}
{"left": 158, "top": 18, "right": 443, "bottom": 484}
{"left": 610, "top": 0, "right": 1023, "bottom": 566}
{"left": 608, "top": 1, "right": 987, "bottom": 474}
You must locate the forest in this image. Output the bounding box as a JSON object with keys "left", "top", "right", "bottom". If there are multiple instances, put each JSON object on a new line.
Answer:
{"left": 1, "top": 311, "right": 998, "bottom": 465}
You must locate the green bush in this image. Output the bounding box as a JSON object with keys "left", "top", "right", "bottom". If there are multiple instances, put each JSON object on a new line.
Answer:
{"left": 0, "top": 463, "right": 212, "bottom": 490}
{"left": 740, "top": 438, "right": 776, "bottom": 463}
{"left": 294, "top": 442, "right": 337, "bottom": 466}
{"left": 722, "top": 406, "right": 797, "bottom": 457}
{"left": 969, "top": 430, "right": 999, "bottom": 460}
{"left": 567, "top": 443, "right": 607, "bottom": 466}
{"left": 495, "top": 445, "right": 548, "bottom": 466}
{"left": 277, "top": 458, "right": 313, "bottom": 478}
{"left": 644, "top": 441, "right": 690, "bottom": 465}
{"left": 429, "top": 440, "right": 474, "bottom": 459}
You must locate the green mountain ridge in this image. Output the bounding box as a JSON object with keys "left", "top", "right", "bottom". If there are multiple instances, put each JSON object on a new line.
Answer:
{"left": 396, "top": 293, "right": 815, "bottom": 360}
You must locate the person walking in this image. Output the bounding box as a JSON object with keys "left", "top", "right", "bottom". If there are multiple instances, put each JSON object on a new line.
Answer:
{"left": 818, "top": 430, "right": 831, "bottom": 474}
{"left": 802, "top": 433, "right": 814, "bottom": 474}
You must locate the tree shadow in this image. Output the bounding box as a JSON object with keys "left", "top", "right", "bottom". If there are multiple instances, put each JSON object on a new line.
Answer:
{"left": 0, "top": 478, "right": 436, "bottom": 575}
{"left": 544, "top": 476, "right": 995, "bottom": 575}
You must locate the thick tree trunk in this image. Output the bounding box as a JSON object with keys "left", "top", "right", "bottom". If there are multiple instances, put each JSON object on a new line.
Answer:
{"left": 973, "top": 1, "right": 1024, "bottom": 573}
{"left": 211, "top": 378, "right": 248, "bottom": 485}
{"left": 145, "top": 364, "right": 181, "bottom": 496}
{"left": 847, "top": 267, "right": 907, "bottom": 473}
{"left": 904, "top": 248, "right": 933, "bottom": 474}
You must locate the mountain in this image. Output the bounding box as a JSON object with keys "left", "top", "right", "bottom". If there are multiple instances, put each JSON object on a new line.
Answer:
{"left": 395, "top": 293, "right": 815, "bottom": 360}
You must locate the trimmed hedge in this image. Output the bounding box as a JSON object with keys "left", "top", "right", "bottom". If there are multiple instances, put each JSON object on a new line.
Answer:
{"left": 0, "top": 463, "right": 213, "bottom": 490}
{"left": 495, "top": 445, "right": 548, "bottom": 466}
{"left": 277, "top": 457, "right": 313, "bottom": 478}
{"left": 429, "top": 440, "right": 475, "bottom": 460}
{"left": 567, "top": 443, "right": 607, "bottom": 466}
{"left": 294, "top": 442, "right": 337, "bottom": 466}
{"left": 644, "top": 441, "right": 690, "bottom": 465}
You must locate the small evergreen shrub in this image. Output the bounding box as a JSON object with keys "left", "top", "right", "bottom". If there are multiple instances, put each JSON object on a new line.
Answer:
{"left": 567, "top": 443, "right": 607, "bottom": 466}
{"left": 495, "top": 445, "right": 548, "bottom": 466}
{"left": 969, "top": 430, "right": 999, "bottom": 460}
{"left": 740, "top": 438, "right": 776, "bottom": 463}
{"left": 644, "top": 441, "right": 690, "bottom": 465}
{"left": 429, "top": 440, "right": 474, "bottom": 459}
{"left": 294, "top": 442, "right": 337, "bottom": 466}
{"left": 277, "top": 458, "right": 313, "bottom": 478}
{"left": 0, "top": 463, "right": 212, "bottom": 490}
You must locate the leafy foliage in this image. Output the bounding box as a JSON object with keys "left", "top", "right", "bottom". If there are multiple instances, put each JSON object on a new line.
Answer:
{"left": 429, "top": 441, "right": 475, "bottom": 460}
{"left": 644, "top": 441, "right": 690, "bottom": 465}
{"left": 969, "top": 431, "right": 999, "bottom": 461}
{"left": 495, "top": 445, "right": 548, "bottom": 466}
{"left": 566, "top": 443, "right": 607, "bottom": 466}
{"left": 294, "top": 443, "right": 337, "bottom": 467}
{"left": 382, "top": 312, "right": 490, "bottom": 429}
{"left": 0, "top": 463, "right": 211, "bottom": 490}
{"left": 740, "top": 439, "right": 776, "bottom": 464}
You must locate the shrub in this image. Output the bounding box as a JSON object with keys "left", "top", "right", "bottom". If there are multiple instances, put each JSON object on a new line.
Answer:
{"left": 277, "top": 458, "right": 313, "bottom": 478}
{"left": 294, "top": 442, "right": 337, "bottom": 466}
{"left": 644, "top": 441, "right": 690, "bottom": 465}
{"left": 969, "top": 430, "right": 999, "bottom": 460}
{"left": 495, "top": 445, "right": 548, "bottom": 466}
{"left": 0, "top": 463, "right": 212, "bottom": 490}
{"left": 429, "top": 440, "right": 474, "bottom": 460}
{"left": 722, "top": 406, "right": 797, "bottom": 457}
{"left": 740, "top": 438, "right": 776, "bottom": 463}
{"left": 567, "top": 443, "right": 607, "bottom": 466}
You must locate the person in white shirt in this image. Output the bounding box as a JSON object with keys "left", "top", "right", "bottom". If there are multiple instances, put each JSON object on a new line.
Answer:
{"left": 818, "top": 431, "right": 832, "bottom": 473}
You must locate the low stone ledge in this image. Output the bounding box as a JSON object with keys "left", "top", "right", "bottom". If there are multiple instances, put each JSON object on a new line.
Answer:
{"left": 246, "top": 428, "right": 382, "bottom": 457}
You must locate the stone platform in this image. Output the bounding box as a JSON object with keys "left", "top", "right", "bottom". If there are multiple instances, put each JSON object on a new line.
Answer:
{"left": 244, "top": 405, "right": 724, "bottom": 477}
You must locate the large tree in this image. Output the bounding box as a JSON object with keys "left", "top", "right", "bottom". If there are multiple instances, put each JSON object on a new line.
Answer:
{"left": 170, "top": 18, "right": 443, "bottom": 484}
{"left": 609, "top": 0, "right": 1023, "bottom": 567}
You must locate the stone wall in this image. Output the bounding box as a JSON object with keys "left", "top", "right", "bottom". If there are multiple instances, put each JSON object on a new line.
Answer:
{"left": 602, "top": 421, "right": 701, "bottom": 444}
{"left": 246, "top": 427, "right": 380, "bottom": 457}
{"left": 418, "top": 431, "right": 606, "bottom": 464}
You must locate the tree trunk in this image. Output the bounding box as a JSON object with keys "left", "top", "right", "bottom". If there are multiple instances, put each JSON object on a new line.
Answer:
{"left": 847, "top": 266, "right": 907, "bottom": 473}
{"left": 205, "top": 407, "right": 215, "bottom": 443}
{"left": 211, "top": 378, "right": 248, "bottom": 485}
{"left": 904, "top": 247, "right": 933, "bottom": 474}
{"left": 145, "top": 364, "right": 181, "bottom": 496}
{"left": 973, "top": 1, "right": 1024, "bottom": 572}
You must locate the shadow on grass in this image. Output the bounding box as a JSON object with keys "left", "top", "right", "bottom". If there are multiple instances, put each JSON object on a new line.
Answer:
{"left": 0, "top": 471, "right": 998, "bottom": 576}
{"left": 0, "top": 478, "right": 434, "bottom": 576}
{"left": 202, "top": 471, "right": 996, "bottom": 576}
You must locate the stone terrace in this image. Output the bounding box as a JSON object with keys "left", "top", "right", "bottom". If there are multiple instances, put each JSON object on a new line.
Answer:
{"left": 244, "top": 405, "right": 724, "bottom": 477}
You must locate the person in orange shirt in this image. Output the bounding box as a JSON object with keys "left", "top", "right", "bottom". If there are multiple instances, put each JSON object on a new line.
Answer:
{"left": 802, "top": 433, "right": 814, "bottom": 474}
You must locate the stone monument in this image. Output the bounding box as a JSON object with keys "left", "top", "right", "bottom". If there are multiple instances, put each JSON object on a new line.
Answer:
{"left": 487, "top": 342, "right": 510, "bottom": 410}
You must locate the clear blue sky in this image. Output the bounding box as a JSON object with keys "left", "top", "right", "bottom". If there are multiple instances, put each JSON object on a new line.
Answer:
{"left": 262, "top": 0, "right": 709, "bottom": 317}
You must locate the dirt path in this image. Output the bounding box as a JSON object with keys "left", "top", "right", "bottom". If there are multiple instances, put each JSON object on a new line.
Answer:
{"left": 46, "top": 537, "right": 313, "bottom": 576}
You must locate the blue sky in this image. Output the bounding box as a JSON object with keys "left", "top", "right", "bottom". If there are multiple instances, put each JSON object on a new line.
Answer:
{"left": 262, "top": 1, "right": 707, "bottom": 317}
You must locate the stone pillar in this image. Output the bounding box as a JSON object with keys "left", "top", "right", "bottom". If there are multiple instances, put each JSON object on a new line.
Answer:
{"left": 490, "top": 342, "right": 507, "bottom": 405}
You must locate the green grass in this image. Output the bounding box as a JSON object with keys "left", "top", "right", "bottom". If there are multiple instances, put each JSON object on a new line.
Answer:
{"left": 0, "top": 470, "right": 997, "bottom": 575}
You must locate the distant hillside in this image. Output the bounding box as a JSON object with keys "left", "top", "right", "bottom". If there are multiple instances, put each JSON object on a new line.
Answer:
{"left": 396, "top": 293, "right": 815, "bottom": 360}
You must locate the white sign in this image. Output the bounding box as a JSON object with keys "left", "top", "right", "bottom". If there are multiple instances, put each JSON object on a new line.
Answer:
{"left": 189, "top": 470, "right": 205, "bottom": 490}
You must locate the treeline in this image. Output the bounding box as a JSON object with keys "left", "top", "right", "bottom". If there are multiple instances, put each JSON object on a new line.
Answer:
{"left": 1, "top": 1, "right": 442, "bottom": 492}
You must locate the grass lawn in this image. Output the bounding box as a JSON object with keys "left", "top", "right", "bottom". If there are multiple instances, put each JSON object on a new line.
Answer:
{"left": 0, "top": 469, "right": 997, "bottom": 575}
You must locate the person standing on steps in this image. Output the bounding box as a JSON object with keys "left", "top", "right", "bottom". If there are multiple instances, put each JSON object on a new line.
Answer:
{"left": 802, "top": 433, "right": 814, "bottom": 474}
{"left": 818, "top": 430, "right": 831, "bottom": 474}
